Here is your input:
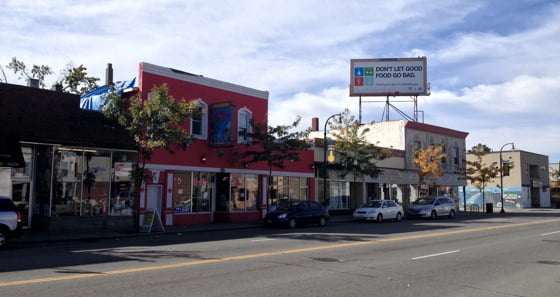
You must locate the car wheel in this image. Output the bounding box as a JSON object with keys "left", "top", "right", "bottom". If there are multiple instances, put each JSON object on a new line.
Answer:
{"left": 448, "top": 210, "right": 456, "bottom": 219}
{"left": 430, "top": 211, "right": 437, "bottom": 220}
{"left": 377, "top": 213, "right": 383, "bottom": 223}
{"left": 0, "top": 230, "right": 7, "bottom": 248}
{"left": 396, "top": 212, "right": 402, "bottom": 222}
{"left": 288, "top": 218, "right": 297, "bottom": 229}
{"left": 319, "top": 216, "right": 327, "bottom": 227}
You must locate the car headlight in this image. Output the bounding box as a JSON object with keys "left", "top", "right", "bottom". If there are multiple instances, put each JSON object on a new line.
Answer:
{"left": 278, "top": 213, "right": 287, "bottom": 219}
{"left": 368, "top": 210, "right": 377, "bottom": 214}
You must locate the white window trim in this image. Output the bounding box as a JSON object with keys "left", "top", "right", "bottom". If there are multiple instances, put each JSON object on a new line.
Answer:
{"left": 237, "top": 107, "right": 252, "bottom": 144}
{"left": 191, "top": 99, "right": 208, "bottom": 140}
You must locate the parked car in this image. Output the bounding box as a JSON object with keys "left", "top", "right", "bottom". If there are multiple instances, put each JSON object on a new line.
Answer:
{"left": 0, "top": 196, "right": 23, "bottom": 248}
{"left": 406, "top": 196, "right": 457, "bottom": 219}
{"left": 353, "top": 200, "right": 403, "bottom": 223}
{"left": 264, "top": 200, "right": 329, "bottom": 229}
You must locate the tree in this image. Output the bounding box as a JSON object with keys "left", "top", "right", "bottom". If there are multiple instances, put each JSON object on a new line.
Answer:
{"left": 102, "top": 83, "right": 200, "bottom": 226}
{"left": 413, "top": 144, "right": 447, "bottom": 197}
{"left": 469, "top": 143, "right": 492, "bottom": 153}
{"left": 58, "top": 62, "right": 100, "bottom": 94}
{"left": 330, "top": 109, "right": 391, "bottom": 181}
{"left": 240, "top": 116, "right": 311, "bottom": 207}
{"left": 5, "top": 57, "right": 53, "bottom": 88}
{"left": 2, "top": 57, "right": 99, "bottom": 94}
{"left": 465, "top": 146, "right": 499, "bottom": 209}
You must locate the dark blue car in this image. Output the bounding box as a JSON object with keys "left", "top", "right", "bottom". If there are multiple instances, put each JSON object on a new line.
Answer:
{"left": 263, "top": 200, "right": 329, "bottom": 229}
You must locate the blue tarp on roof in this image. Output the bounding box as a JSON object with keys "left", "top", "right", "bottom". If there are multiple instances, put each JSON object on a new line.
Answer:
{"left": 80, "top": 78, "right": 136, "bottom": 111}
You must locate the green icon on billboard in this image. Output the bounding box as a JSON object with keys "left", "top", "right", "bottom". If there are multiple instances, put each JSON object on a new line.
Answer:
{"left": 365, "top": 67, "right": 374, "bottom": 76}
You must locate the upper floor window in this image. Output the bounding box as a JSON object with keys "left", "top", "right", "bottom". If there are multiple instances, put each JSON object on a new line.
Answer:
{"left": 238, "top": 107, "right": 252, "bottom": 144}
{"left": 440, "top": 144, "right": 447, "bottom": 168}
{"left": 453, "top": 146, "right": 460, "bottom": 166}
{"left": 191, "top": 100, "right": 208, "bottom": 140}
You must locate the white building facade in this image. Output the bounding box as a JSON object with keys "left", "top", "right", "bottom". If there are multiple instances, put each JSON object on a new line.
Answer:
{"left": 311, "top": 119, "right": 469, "bottom": 210}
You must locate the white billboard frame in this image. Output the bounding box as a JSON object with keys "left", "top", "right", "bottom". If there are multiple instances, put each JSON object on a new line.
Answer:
{"left": 350, "top": 57, "right": 428, "bottom": 97}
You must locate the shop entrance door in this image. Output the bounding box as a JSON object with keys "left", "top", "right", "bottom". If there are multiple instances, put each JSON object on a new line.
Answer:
{"left": 146, "top": 185, "right": 162, "bottom": 213}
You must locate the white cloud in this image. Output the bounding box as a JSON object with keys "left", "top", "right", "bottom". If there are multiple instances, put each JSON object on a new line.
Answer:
{"left": 1, "top": 0, "right": 559, "bottom": 162}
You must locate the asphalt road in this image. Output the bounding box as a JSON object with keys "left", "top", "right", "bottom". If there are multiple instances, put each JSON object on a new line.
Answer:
{"left": 1, "top": 211, "right": 559, "bottom": 297}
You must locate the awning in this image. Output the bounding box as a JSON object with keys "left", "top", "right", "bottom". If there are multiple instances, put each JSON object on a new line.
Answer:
{"left": 0, "top": 135, "right": 25, "bottom": 167}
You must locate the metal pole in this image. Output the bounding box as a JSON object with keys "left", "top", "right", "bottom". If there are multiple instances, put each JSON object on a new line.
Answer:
{"left": 323, "top": 113, "right": 341, "bottom": 204}
{"left": 499, "top": 142, "right": 515, "bottom": 213}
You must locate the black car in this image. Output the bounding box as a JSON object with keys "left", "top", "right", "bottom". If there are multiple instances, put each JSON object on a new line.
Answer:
{"left": 0, "top": 196, "right": 23, "bottom": 248}
{"left": 264, "top": 200, "right": 329, "bottom": 229}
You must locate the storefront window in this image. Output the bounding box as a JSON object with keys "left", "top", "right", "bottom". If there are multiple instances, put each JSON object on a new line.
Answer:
{"left": 270, "top": 176, "right": 308, "bottom": 206}
{"left": 51, "top": 147, "right": 132, "bottom": 216}
{"left": 326, "top": 181, "right": 350, "bottom": 209}
{"left": 173, "top": 171, "right": 212, "bottom": 213}
{"left": 110, "top": 152, "right": 136, "bottom": 216}
{"left": 231, "top": 173, "right": 258, "bottom": 211}
{"left": 52, "top": 149, "right": 82, "bottom": 216}
{"left": 11, "top": 147, "right": 33, "bottom": 226}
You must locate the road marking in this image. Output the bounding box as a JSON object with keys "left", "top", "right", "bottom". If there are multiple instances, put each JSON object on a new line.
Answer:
{"left": 251, "top": 238, "right": 277, "bottom": 242}
{"left": 541, "top": 230, "right": 560, "bottom": 236}
{"left": 1, "top": 217, "right": 560, "bottom": 288}
{"left": 411, "top": 250, "right": 460, "bottom": 260}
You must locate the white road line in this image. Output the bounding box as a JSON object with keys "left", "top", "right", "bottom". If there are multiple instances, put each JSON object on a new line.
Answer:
{"left": 411, "top": 250, "right": 460, "bottom": 260}
{"left": 541, "top": 231, "right": 560, "bottom": 236}
{"left": 251, "top": 238, "right": 277, "bottom": 242}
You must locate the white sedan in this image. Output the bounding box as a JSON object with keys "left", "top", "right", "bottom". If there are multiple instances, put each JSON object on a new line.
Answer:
{"left": 352, "top": 200, "right": 404, "bottom": 223}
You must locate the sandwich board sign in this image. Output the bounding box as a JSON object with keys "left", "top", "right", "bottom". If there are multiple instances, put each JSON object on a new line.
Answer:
{"left": 140, "top": 208, "right": 165, "bottom": 232}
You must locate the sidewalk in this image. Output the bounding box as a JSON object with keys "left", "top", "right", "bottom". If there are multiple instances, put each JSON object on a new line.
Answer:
{"left": 12, "top": 214, "right": 355, "bottom": 245}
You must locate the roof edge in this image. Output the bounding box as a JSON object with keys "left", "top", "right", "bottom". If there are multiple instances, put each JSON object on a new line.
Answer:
{"left": 141, "top": 62, "right": 269, "bottom": 100}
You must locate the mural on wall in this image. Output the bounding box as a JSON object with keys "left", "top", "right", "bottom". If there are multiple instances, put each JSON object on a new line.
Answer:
{"left": 460, "top": 186, "right": 522, "bottom": 209}
{"left": 210, "top": 103, "right": 233, "bottom": 146}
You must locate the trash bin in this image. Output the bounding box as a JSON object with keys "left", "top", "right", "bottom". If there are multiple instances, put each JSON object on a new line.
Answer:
{"left": 486, "top": 203, "right": 493, "bottom": 213}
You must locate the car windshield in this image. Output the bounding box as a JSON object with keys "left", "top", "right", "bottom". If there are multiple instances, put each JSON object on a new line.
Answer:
{"left": 273, "top": 200, "right": 301, "bottom": 211}
{"left": 412, "top": 198, "right": 435, "bottom": 205}
{"left": 362, "top": 201, "right": 382, "bottom": 208}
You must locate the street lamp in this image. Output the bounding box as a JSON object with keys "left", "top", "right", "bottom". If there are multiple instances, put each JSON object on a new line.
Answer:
{"left": 323, "top": 113, "right": 342, "bottom": 203}
{"left": 499, "top": 142, "right": 515, "bottom": 213}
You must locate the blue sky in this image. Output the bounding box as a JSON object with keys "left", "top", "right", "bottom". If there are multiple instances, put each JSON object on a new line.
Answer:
{"left": 1, "top": 0, "right": 559, "bottom": 163}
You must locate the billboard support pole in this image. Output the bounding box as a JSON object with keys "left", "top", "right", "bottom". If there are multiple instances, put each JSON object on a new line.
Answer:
{"left": 413, "top": 96, "right": 418, "bottom": 122}
{"left": 359, "top": 96, "right": 362, "bottom": 124}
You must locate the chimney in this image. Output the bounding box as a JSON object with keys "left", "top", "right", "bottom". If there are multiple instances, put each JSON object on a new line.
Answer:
{"left": 106, "top": 63, "right": 113, "bottom": 85}
{"left": 311, "top": 117, "right": 319, "bottom": 131}
{"left": 27, "top": 78, "right": 39, "bottom": 88}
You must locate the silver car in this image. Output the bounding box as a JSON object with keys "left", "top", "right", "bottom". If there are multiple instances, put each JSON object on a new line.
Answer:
{"left": 407, "top": 196, "right": 458, "bottom": 219}
{"left": 0, "top": 196, "right": 22, "bottom": 248}
{"left": 353, "top": 200, "right": 404, "bottom": 223}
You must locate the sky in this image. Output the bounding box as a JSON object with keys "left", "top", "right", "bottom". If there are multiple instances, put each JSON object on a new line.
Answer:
{"left": 1, "top": 0, "right": 559, "bottom": 163}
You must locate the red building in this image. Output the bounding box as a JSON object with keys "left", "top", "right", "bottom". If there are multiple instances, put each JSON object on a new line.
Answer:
{"left": 134, "top": 62, "right": 315, "bottom": 227}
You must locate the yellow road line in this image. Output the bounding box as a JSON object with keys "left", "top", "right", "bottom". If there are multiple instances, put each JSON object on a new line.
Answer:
{"left": 1, "top": 218, "right": 559, "bottom": 287}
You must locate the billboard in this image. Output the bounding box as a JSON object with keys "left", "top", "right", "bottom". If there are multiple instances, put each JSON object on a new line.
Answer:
{"left": 350, "top": 57, "right": 428, "bottom": 97}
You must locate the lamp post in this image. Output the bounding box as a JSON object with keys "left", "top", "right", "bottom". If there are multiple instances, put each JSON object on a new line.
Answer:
{"left": 499, "top": 142, "right": 515, "bottom": 213}
{"left": 323, "top": 113, "right": 342, "bottom": 203}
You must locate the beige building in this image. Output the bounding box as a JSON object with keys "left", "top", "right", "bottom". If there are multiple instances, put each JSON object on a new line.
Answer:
{"left": 465, "top": 150, "right": 551, "bottom": 210}
{"left": 310, "top": 119, "right": 468, "bottom": 210}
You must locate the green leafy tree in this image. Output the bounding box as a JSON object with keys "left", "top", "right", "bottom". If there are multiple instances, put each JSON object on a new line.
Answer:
{"left": 330, "top": 109, "right": 391, "bottom": 181}
{"left": 6, "top": 57, "right": 53, "bottom": 88}
{"left": 58, "top": 62, "right": 100, "bottom": 94}
{"left": 469, "top": 143, "right": 492, "bottom": 153}
{"left": 465, "top": 146, "right": 499, "bottom": 208}
{"left": 240, "top": 116, "right": 311, "bottom": 207}
{"left": 102, "top": 83, "right": 200, "bottom": 224}
{"left": 3, "top": 57, "right": 100, "bottom": 94}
